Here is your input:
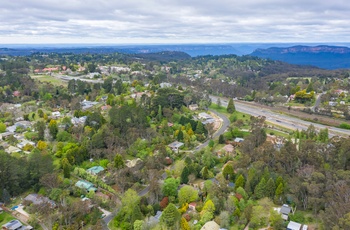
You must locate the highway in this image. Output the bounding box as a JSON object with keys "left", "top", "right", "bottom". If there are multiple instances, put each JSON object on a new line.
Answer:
{"left": 210, "top": 95, "right": 350, "bottom": 138}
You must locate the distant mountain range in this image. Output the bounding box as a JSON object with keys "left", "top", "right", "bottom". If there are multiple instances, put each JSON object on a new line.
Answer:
{"left": 2, "top": 43, "right": 350, "bottom": 69}
{"left": 250, "top": 45, "right": 350, "bottom": 69}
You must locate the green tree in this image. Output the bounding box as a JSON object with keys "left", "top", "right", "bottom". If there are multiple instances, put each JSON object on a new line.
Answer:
{"left": 319, "top": 128, "right": 329, "bottom": 143}
{"left": 133, "top": 220, "right": 144, "bottom": 230}
{"left": 131, "top": 205, "right": 143, "bottom": 225}
{"left": 35, "top": 120, "right": 46, "bottom": 141}
{"left": 61, "top": 157, "right": 71, "bottom": 178}
{"left": 218, "top": 134, "right": 225, "bottom": 144}
{"left": 223, "top": 164, "right": 234, "bottom": 180}
{"left": 48, "top": 119, "right": 58, "bottom": 139}
{"left": 102, "top": 77, "right": 113, "bottom": 93}
{"left": 0, "top": 122, "right": 6, "bottom": 133}
{"left": 202, "top": 199, "right": 215, "bottom": 214}
{"left": 266, "top": 178, "right": 276, "bottom": 198}
{"left": 235, "top": 175, "right": 245, "bottom": 189}
{"left": 306, "top": 83, "right": 314, "bottom": 93}
{"left": 177, "top": 130, "right": 184, "bottom": 141}
{"left": 162, "top": 178, "right": 179, "bottom": 197}
{"left": 157, "top": 105, "right": 162, "bottom": 121}
{"left": 178, "top": 185, "right": 199, "bottom": 206}
{"left": 180, "top": 166, "right": 190, "bottom": 184}
{"left": 180, "top": 217, "right": 190, "bottom": 230}
{"left": 195, "top": 121, "right": 205, "bottom": 134}
{"left": 227, "top": 98, "right": 236, "bottom": 113}
{"left": 160, "top": 203, "right": 180, "bottom": 229}
{"left": 114, "top": 154, "right": 125, "bottom": 169}
{"left": 254, "top": 178, "right": 267, "bottom": 199}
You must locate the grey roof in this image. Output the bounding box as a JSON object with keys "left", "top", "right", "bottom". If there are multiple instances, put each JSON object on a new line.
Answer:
{"left": 280, "top": 204, "right": 291, "bottom": 215}
{"left": 2, "top": 219, "right": 22, "bottom": 230}
{"left": 287, "top": 221, "right": 302, "bottom": 230}
{"left": 168, "top": 141, "right": 184, "bottom": 148}
{"left": 234, "top": 138, "right": 244, "bottom": 143}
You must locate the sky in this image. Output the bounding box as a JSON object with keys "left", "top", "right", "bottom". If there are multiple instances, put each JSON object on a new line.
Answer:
{"left": 1, "top": 0, "right": 350, "bottom": 44}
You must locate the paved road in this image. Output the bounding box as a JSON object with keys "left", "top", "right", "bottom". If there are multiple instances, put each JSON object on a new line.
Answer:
{"left": 210, "top": 95, "right": 350, "bottom": 138}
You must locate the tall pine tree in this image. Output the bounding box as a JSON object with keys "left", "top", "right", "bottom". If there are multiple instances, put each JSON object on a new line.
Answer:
{"left": 227, "top": 98, "right": 236, "bottom": 113}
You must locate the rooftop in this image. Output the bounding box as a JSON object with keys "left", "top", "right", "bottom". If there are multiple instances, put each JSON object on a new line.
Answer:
{"left": 287, "top": 221, "right": 302, "bottom": 230}
{"left": 87, "top": 166, "right": 104, "bottom": 175}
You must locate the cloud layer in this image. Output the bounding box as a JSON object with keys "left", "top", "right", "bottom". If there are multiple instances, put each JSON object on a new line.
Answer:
{"left": 1, "top": 0, "right": 349, "bottom": 43}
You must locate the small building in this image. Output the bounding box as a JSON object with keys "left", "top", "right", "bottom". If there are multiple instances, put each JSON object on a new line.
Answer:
{"left": 189, "top": 104, "right": 199, "bottom": 111}
{"left": 329, "top": 101, "right": 338, "bottom": 107}
{"left": 201, "top": 221, "right": 220, "bottom": 230}
{"left": 160, "top": 82, "right": 172, "bottom": 88}
{"left": 287, "top": 221, "right": 302, "bottom": 230}
{"left": 87, "top": 166, "right": 104, "bottom": 175}
{"left": 234, "top": 138, "right": 244, "bottom": 143}
{"left": 2, "top": 219, "right": 22, "bottom": 230}
{"left": 168, "top": 141, "right": 184, "bottom": 152}
{"left": 280, "top": 204, "right": 292, "bottom": 220}
{"left": 188, "top": 202, "right": 197, "bottom": 211}
{"left": 51, "top": 111, "right": 61, "bottom": 118}
{"left": 75, "top": 180, "right": 97, "bottom": 192}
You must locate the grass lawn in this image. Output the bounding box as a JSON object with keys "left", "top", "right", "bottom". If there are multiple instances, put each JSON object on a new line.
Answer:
{"left": 265, "top": 128, "right": 291, "bottom": 138}
{"left": 31, "top": 75, "right": 67, "bottom": 86}
{"left": 210, "top": 104, "right": 251, "bottom": 121}
{"left": 0, "top": 212, "right": 15, "bottom": 226}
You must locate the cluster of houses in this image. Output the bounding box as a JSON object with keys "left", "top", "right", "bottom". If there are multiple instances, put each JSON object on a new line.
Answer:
{"left": 0, "top": 120, "right": 35, "bottom": 154}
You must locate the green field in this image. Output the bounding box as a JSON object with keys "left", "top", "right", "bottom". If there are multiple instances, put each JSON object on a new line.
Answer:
{"left": 31, "top": 75, "right": 67, "bottom": 86}
{"left": 0, "top": 212, "right": 15, "bottom": 226}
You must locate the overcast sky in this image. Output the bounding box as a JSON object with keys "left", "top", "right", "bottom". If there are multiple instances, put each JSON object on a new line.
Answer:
{"left": 1, "top": 0, "right": 350, "bottom": 44}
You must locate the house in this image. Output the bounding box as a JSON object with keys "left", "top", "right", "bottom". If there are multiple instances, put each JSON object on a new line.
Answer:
{"left": 329, "top": 101, "right": 338, "bottom": 107}
{"left": 51, "top": 111, "right": 61, "bottom": 118}
{"left": 198, "top": 112, "right": 213, "bottom": 120}
{"left": 189, "top": 104, "right": 199, "bottom": 111}
{"left": 287, "top": 221, "right": 302, "bottom": 230}
{"left": 280, "top": 204, "right": 292, "bottom": 220}
{"left": 234, "top": 138, "right": 244, "bottom": 143}
{"left": 146, "top": 210, "right": 162, "bottom": 225}
{"left": 160, "top": 82, "right": 172, "bottom": 88}
{"left": 168, "top": 141, "right": 184, "bottom": 151}
{"left": 2, "top": 220, "right": 22, "bottom": 230}
{"left": 75, "top": 180, "right": 97, "bottom": 192}
{"left": 222, "top": 144, "right": 234, "bottom": 153}
{"left": 0, "top": 132, "right": 14, "bottom": 139}
{"left": 17, "top": 140, "right": 35, "bottom": 149}
{"left": 6, "top": 146, "right": 21, "bottom": 154}
{"left": 81, "top": 100, "right": 98, "bottom": 110}
{"left": 188, "top": 202, "right": 197, "bottom": 211}
{"left": 86, "top": 166, "right": 104, "bottom": 175}
{"left": 101, "top": 105, "right": 111, "bottom": 111}
{"left": 71, "top": 116, "right": 87, "bottom": 126}
{"left": 24, "top": 194, "right": 56, "bottom": 208}
{"left": 201, "top": 221, "right": 220, "bottom": 230}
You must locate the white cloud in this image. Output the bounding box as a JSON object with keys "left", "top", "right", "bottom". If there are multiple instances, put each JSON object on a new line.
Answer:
{"left": 0, "top": 0, "right": 349, "bottom": 43}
